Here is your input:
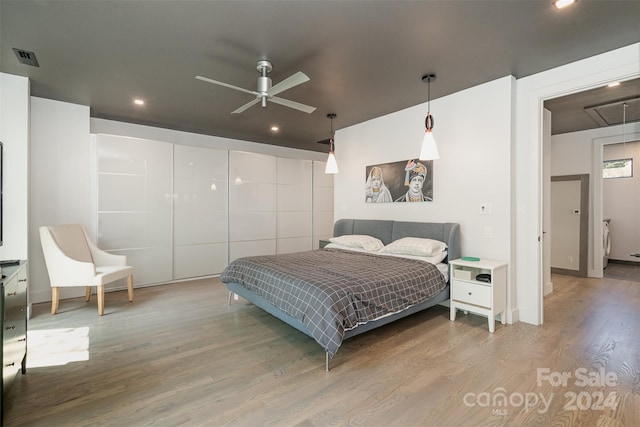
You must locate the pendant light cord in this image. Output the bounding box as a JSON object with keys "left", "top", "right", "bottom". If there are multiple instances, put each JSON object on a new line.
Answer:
{"left": 622, "top": 102, "right": 628, "bottom": 145}
{"left": 330, "top": 116, "right": 334, "bottom": 152}
{"left": 328, "top": 113, "right": 336, "bottom": 153}
{"left": 427, "top": 77, "right": 431, "bottom": 114}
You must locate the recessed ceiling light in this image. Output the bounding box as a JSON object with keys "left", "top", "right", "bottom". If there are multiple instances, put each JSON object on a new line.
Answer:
{"left": 607, "top": 82, "right": 620, "bottom": 88}
{"left": 133, "top": 99, "right": 145, "bottom": 106}
{"left": 553, "top": 0, "right": 577, "bottom": 10}
{"left": 271, "top": 125, "right": 279, "bottom": 132}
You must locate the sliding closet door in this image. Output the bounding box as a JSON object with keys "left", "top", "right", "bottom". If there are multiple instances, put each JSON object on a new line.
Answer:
{"left": 97, "top": 134, "right": 173, "bottom": 285}
{"left": 173, "top": 145, "right": 228, "bottom": 279}
{"left": 313, "top": 161, "right": 334, "bottom": 248}
{"left": 277, "top": 158, "right": 312, "bottom": 253}
{"left": 228, "top": 151, "right": 277, "bottom": 261}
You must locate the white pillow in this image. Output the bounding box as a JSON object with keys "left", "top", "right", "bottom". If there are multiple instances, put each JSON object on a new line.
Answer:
{"left": 416, "top": 251, "right": 448, "bottom": 264}
{"left": 324, "top": 243, "right": 374, "bottom": 253}
{"left": 380, "top": 250, "right": 448, "bottom": 264}
{"left": 329, "top": 234, "right": 384, "bottom": 252}
{"left": 380, "top": 237, "right": 448, "bottom": 257}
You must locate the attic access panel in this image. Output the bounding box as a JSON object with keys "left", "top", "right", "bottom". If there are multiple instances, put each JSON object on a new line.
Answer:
{"left": 584, "top": 97, "right": 640, "bottom": 127}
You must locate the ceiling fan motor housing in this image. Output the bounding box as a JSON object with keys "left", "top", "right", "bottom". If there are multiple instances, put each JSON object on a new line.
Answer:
{"left": 257, "top": 60, "right": 273, "bottom": 107}
{"left": 258, "top": 77, "right": 271, "bottom": 107}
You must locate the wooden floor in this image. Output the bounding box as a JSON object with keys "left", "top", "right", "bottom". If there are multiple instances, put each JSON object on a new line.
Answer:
{"left": 3, "top": 273, "right": 639, "bottom": 426}
{"left": 604, "top": 260, "right": 640, "bottom": 282}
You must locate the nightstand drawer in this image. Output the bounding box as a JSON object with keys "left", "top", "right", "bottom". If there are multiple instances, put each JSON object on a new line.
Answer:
{"left": 451, "top": 280, "right": 491, "bottom": 307}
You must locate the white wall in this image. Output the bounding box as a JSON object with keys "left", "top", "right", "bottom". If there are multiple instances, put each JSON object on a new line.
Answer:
{"left": 29, "top": 97, "right": 91, "bottom": 303}
{"left": 335, "top": 76, "right": 514, "bottom": 318}
{"left": 515, "top": 42, "right": 640, "bottom": 325}
{"left": 550, "top": 127, "right": 597, "bottom": 278}
{"left": 0, "top": 73, "right": 30, "bottom": 261}
{"left": 603, "top": 139, "right": 640, "bottom": 261}
{"left": 550, "top": 122, "right": 640, "bottom": 277}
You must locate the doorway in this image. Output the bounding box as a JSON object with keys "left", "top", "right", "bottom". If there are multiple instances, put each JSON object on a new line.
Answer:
{"left": 550, "top": 174, "right": 589, "bottom": 277}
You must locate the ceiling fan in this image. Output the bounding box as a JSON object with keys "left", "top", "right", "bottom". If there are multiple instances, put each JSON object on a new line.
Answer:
{"left": 196, "top": 60, "right": 316, "bottom": 114}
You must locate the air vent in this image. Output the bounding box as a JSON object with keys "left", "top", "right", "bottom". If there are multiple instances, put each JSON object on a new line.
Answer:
{"left": 12, "top": 48, "right": 39, "bottom": 67}
{"left": 584, "top": 97, "right": 640, "bottom": 127}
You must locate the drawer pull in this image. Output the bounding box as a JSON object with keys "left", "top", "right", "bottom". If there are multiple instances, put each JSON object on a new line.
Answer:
{"left": 6, "top": 362, "right": 15, "bottom": 367}
{"left": 5, "top": 325, "right": 15, "bottom": 330}
{"left": 18, "top": 338, "right": 26, "bottom": 342}
{"left": 468, "top": 292, "right": 472, "bottom": 295}
{"left": 7, "top": 292, "right": 17, "bottom": 296}
{"left": 19, "top": 279, "right": 27, "bottom": 282}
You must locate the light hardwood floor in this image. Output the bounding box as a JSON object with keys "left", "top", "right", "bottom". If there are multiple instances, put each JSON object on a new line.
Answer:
{"left": 3, "top": 274, "right": 639, "bottom": 426}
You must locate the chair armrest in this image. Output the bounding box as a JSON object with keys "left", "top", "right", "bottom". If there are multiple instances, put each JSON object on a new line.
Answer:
{"left": 40, "top": 227, "right": 96, "bottom": 285}
{"left": 84, "top": 231, "right": 127, "bottom": 266}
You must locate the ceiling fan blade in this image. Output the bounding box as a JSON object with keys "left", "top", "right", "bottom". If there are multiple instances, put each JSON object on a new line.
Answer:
{"left": 231, "top": 97, "right": 261, "bottom": 114}
{"left": 267, "top": 71, "right": 310, "bottom": 97}
{"left": 269, "top": 96, "right": 316, "bottom": 114}
{"left": 195, "top": 75, "right": 258, "bottom": 96}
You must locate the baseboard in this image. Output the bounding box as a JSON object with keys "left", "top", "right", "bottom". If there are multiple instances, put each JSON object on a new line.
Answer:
{"left": 544, "top": 281, "right": 553, "bottom": 296}
{"left": 509, "top": 308, "right": 519, "bottom": 324}
{"left": 608, "top": 259, "right": 640, "bottom": 267}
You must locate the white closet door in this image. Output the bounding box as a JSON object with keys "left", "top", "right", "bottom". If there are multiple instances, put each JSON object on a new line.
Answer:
{"left": 229, "top": 151, "right": 277, "bottom": 261}
{"left": 277, "top": 158, "right": 312, "bottom": 253}
{"left": 313, "top": 161, "right": 334, "bottom": 248}
{"left": 173, "top": 145, "right": 228, "bottom": 279}
{"left": 97, "top": 134, "right": 173, "bottom": 285}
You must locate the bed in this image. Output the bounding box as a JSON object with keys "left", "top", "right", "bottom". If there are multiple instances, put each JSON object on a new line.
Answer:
{"left": 221, "top": 218, "right": 461, "bottom": 370}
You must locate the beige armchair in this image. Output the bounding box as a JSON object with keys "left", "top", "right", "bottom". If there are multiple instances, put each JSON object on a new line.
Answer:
{"left": 39, "top": 224, "right": 134, "bottom": 315}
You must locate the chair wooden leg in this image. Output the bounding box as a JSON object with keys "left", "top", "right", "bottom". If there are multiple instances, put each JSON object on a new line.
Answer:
{"left": 51, "top": 287, "right": 60, "bottom": 315}
{"left": 97, "top": 285, "right": 105, "bottom": 316}
{"left": 86, "top": 286, "right": 92, "bottom": 301}
{"left": 127, "top": 275, "right": 134, "bottom": 302}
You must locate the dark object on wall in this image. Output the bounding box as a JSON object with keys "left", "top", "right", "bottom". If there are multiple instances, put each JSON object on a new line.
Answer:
{"left": 1, "top": 261, "right": 28, "bottom": 422}
{"left": 365, "top": 158, "right": 433, "bottom": 203}
{"left": 0, "top": 141, "right": 3, "bottom": 247}
{"left": 476, "top": 273, "right": 492, "bottom": 283}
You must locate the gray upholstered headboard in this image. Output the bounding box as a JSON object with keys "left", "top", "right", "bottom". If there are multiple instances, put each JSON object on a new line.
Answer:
{"left": 333, "top": 218, "right": 461, "bottom": 262}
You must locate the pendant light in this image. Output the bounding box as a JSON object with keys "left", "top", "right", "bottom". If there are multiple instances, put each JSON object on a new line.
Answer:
{"left": 419, "top": 74, "right": 440, "bottom": 160}
{"left": 325, "top": 113, "right": 339, "bottom": 174}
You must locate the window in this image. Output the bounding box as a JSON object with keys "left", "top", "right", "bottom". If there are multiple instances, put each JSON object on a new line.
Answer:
{"left": 603, "top": 158, "right": 633, "bottom": 179}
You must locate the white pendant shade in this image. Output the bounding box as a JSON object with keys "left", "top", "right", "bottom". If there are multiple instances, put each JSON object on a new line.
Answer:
{"left": 419, "top": 130, "right": 439, "bottom": 160}
{"left": 325, "top": 152, "right": 339, "bottom": 174}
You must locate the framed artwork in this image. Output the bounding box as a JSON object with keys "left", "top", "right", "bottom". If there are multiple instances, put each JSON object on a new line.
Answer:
{"left": 365, "top": 159, "right": 433, "bottom": 203}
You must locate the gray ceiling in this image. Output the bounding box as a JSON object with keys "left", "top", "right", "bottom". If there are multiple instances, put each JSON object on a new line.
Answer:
{"left": 1, "top": 0, "right": 639, "bottom": 152}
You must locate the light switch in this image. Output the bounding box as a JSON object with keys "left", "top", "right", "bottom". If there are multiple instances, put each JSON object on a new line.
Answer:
{"left": 480, "top": 203, "right": 492, "bottom": 215}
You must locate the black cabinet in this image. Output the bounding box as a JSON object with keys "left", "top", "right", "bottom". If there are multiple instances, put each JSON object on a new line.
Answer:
{"left": 1, "top": 261, "right": 27, "bottom": 423}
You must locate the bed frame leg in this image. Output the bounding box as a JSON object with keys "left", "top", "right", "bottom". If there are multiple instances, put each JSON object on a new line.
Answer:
{"left": 326, "top": 351, "right": 330, "bottom": 372}
{"left": 228, "top": 291, "right": 233, "bottom": 306}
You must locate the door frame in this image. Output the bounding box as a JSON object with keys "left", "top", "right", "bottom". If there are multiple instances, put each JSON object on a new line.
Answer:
{"left": 550, "top": 174, "right": 589, "bottom": 277}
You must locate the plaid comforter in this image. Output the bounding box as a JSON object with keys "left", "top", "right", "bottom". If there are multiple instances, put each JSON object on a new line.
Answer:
{"left": 220, "top": 248, "right": 447, "bottom": 357}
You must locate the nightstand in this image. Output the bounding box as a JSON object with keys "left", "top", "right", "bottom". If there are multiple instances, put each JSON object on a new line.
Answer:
{"left": 449, "top": 258, "right": 507, "bottom": 333}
